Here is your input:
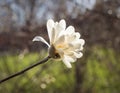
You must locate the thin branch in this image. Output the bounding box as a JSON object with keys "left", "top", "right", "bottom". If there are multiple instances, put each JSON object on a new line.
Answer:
{"left": 0, "top": 56, "right": 51, "bottom": 84}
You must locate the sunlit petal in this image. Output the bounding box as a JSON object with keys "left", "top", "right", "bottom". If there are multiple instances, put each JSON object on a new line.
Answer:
{"left": 59, "top": 19, "right": 66, "bottom": 30}
{"left": 63, "top": 55, "right": 72, "bottom": 68}
{"left": 73, "top": 52, "right": 83, "bottom": 58}
{"left": 54, "top": 20, "right": 66, "bottom": 39}
{"left": 65, "top": 26, "right": 75, "bottom": 34}
{"left": 54, "top": 35, "right": 65, "bottom": 45}
{"left": 78, "top": 39, "right": 85, "bottom": 46}
{"left": 32, "top": 36, "right": 50, "bottom": 47}
{"left": 47, "top": 19, "right": 55, "bottom": 43}
{"left": 75, "top": 32, "right": 81, "bottom": 39}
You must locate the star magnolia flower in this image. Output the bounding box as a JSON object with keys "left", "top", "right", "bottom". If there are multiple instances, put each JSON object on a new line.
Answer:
{"left": 33, "top": 19, "right": 85, "bottom": 68}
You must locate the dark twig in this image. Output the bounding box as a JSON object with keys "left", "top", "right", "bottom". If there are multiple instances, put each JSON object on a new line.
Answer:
{"left": 0, "top": 56, "right": 50, "bottom": 84}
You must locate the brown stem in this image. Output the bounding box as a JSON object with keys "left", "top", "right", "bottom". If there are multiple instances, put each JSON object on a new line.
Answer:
{"left": 0, "top": 56, "right": 50, "bottom": 84}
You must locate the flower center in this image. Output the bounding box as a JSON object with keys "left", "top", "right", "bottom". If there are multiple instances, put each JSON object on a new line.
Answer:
{"left": 56, "top": 43, "right": 68, "bottom": 50}
{"left": 49, "top": 45, "right": 61, "bottom": 59}
{"left": 57, "top": 44, "right": 64, "bottom": 48}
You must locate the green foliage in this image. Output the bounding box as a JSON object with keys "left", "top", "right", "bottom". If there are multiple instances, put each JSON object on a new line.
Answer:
{"left": 83, "top": 46, "right": 120, "bottom": 93}
{"left": 0, "top": 52, "right": 75, "bottom": 93}
{"left": 0, "top": 47, "right": 120, "bottom": 93}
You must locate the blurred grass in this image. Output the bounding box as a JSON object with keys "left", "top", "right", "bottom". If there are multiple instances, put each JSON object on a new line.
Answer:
{"left": 0, "top": 46, "right": 120, "bottom": 93}
{"left": 0, "top": 51, "right": 75, "bottom": 93}
{"left": 83, "top": 46, "right": 120, "bottom": 93}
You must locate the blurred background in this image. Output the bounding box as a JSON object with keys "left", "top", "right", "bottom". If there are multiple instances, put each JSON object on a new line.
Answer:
{"left": 0, "top": 0, "right": 120, "bottom": 93}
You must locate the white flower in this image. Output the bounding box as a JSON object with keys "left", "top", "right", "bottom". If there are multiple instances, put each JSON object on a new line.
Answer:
{"left": 33, "top": 19, "right": 85, "bottom": 68}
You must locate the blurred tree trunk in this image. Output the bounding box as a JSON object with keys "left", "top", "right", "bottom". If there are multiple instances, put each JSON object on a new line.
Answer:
{"left": 74, "top": 62, "right": 85, "bottom": 93}
{"left": 74, "top": 48, "right": 91, "bottom": 93}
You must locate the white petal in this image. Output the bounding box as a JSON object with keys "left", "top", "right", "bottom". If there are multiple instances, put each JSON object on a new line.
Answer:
{"left": 75, "top": 32, "right": 81, "bottom": 39}
{"left": 65, "top": 33, "right": 79, "bottom": 42}
{"left": 50, "top": 28, "right": 56, "bottom": 44}
{"left": 65, "top": 26, "right": 75, "bottom": 35}
{"left": 69, "top": 39, "right": 85, "bottom": 50}
{"left": 68, "top": 55, "right": 76, "bottom": 62}
{"left": 64, "top": 52, "right": 77, "bottom": 62}
{"left": 54, "top": 35, "right": 65, "bottom": 45}
{"left": 67, "top": 42, "right": 80, "bottom": 50}
{"left": 59, "top": 19, "right": 66, "bottom": 30}
{"left": 80, "top": 46, "right": 84, "bottom": 50}
{"left": 73, "top": 52, "right": 83, "bottom": 58}
{"left": 47, "top": 19, "right": 55, "bottom": 43}
{"left": 63, "top": 56, "right": 72, "bottom": 68}
{"left": 62, "top": 55, "right": 77, "bottom": 68}
{"left": 55, "top": 22, "right": 58, "bottom": 26}
{"left": 79, "top": 39, "right": 85, "bottom": 46}
{"left": 32, "top": 36, "right": 50, "bottom": 47}
{"left": 54, "top": 20, "right": 66, "bottom": 39}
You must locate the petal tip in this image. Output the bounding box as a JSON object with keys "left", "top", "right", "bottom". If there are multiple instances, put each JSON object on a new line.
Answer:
{"left": 32, "top": 36, "right": 50, "bottom": 47}
{"left": 32, "top": 36, "right": 39, "bottom": 42}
